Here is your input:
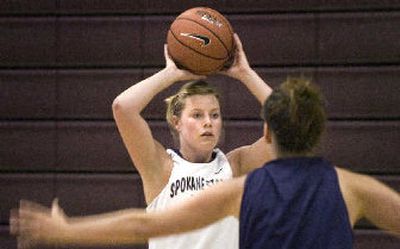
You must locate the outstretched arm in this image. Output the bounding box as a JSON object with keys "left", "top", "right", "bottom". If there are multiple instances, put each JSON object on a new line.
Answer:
{"left": 337, "top": 168, "right": 400, "bottom": 237}
{"left": 356, "top": 174, "right": 400, "bottom": 237}
{"left": 11, "top": 177, "right": 246, "bottom": 248}
{"left": 148, "top": 176, "right": 245, "bottom": 236}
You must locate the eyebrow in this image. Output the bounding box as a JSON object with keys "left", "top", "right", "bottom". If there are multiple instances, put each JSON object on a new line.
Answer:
{"left": 190, "top": 108, "right": 220, "bottom": 112}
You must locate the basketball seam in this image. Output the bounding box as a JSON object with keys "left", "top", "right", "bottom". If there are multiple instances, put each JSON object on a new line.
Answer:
{"left": 204, "top": 8, "right": 235, "bottom": 50}
{"left": 204, "top": 8, "right": 234, "bottom": 37}
{"left": 169, "top": 29, "right": 227, "bottom": 60}
{"left": 168, "top": 38, "right": 222, "bottom": 74}
{"left": 175, "top": 17, "right": 231, "bottom": 57}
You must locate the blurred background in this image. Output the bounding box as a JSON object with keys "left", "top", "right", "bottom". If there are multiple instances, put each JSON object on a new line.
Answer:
{"left": 1, "top": 1, "right": 400, "bottom": 248}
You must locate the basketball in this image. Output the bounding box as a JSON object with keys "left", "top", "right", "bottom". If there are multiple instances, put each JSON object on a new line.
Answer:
{"left": 167, "top": 7, "right": 234, "bottom": 75}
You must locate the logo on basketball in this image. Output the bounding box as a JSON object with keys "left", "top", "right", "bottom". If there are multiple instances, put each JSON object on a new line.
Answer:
{"left": 180, "top": 33, "right": 211, "bottom": 46}
{"left": 196, "top": 10, "right": 223, "bottom": 28}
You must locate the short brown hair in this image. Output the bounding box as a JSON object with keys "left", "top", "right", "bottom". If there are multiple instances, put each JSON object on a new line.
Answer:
{"left": 262, "top": 77, "right": 326, "bottom": 153}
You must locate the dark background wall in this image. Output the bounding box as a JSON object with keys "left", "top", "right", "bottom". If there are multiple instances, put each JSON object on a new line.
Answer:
{"left": 1, "top": 1, "right": 400, "bottom": 248}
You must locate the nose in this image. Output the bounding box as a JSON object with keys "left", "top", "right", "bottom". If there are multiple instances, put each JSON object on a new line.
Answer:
{"left": 204, "top": 115, "right": 212, "bottom": 127}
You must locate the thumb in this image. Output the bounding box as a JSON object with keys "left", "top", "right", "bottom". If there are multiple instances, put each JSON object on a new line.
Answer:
{"left": 51, "top": 198, "right": 61, "bottom": 217}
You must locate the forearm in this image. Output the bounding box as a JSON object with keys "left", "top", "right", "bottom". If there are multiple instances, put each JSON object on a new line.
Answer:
{"left": 151, "top": 177, "right": 245, "bottom": 236}
{"left": 236, "top": 68, "right": 272, "bottom": 104}
{"left": 61, "top": 202, "right": 224, "bottom": 246}
{"left": 223, "top": 34, "right": 272, "bottom": 105}
{"left": 113, "top": 67, "right": 180, "bottom": 113}
{"left": 61, "top": 209, "right": 149, "bottom": 245}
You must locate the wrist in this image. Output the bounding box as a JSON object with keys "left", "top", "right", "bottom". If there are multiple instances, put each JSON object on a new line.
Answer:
{"left": 160, "top": 67, "right": 183, "bottom": 82}
{"left": 235, "top": 68, "right": 256, "bottom": 82}
{"left": 54, "top": 218, "right": 73, "bottom": 244}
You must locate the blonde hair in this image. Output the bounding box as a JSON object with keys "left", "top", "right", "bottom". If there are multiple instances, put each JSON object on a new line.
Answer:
{"left": 165, "top": 80, "right": 220, "bottom": 144}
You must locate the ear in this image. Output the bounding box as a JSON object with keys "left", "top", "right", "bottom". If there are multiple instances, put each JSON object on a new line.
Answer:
{"left": 263, "top": 122, "right": 272, "bottom": 144}
{"left": 171, "top": 115, "right": 181, "bottom": 132}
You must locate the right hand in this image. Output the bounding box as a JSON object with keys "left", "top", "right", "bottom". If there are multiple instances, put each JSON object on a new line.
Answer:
{"left": 163, "top": 44, "right": 206, "bottom": 82}
{"left": 10, "top": 199, "right": 68, "bottom": 249}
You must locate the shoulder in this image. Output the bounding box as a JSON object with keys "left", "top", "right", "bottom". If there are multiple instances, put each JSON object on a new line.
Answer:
{"left": 227, "top": 146, "right": 247, "bottom": 177}
{"left": 335, "top": 167, "right": 377, "bottom": 193}
{"left": 227, "top": 138, "right": 273, "bottom": 177}
{"left": 336, "top": 167, "right": 398, "bottom": 202}
{"left": 335, "top": 167, "right": 365, "bottom": 201}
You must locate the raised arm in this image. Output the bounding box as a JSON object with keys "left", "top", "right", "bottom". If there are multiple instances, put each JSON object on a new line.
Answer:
{"left": 337, "top": 167, "right": 400, "bottom": 237}
{"left": 112, "top": 45, "right": 204, "bottom": 202}
{"left": 223, "top": 34, "right": 274, "bottom": 175}
{"left": 11, "top": 177, "right": 245, "bottom": 248}
{"left": 222, "top": 33, "right": 272, "bottom": 104}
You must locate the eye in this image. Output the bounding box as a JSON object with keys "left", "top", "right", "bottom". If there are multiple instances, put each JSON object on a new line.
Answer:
{"left": 192, "top": 113, "right": 202, "bottom": 119}
{"left": 211, "top": 113, "right": 220, "bottom": 119}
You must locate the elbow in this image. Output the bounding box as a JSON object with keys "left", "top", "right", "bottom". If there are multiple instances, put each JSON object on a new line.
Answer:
{"left": 112, "top": 96, "right": 137, "bottom": 118}
{"left": 112, "top": 97, "right": 132, "bottom": 123}
{"left": 112, "top": 96, "right": 124, "bottom": 115}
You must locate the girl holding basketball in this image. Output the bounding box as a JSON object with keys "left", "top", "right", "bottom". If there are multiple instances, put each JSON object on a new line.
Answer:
{"left": 113, "top": 32, "right": 271, "bottom": 249}
{"left": 11, "top": 32, "right": 272, "bottom": 249}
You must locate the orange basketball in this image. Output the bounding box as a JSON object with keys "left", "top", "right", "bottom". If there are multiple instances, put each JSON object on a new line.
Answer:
{"left": 167, "top": 7, "right": 234, "bottom": 75}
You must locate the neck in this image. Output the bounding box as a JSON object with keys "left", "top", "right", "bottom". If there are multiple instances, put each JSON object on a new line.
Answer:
{"left": 277, "top": 151, "right": 314, "bottom": 159}
{"left": 270, "top": 135, "right": 313, "bottom": 159}
{"left": 179, "top": 147, "right": 213, "bottom": 163}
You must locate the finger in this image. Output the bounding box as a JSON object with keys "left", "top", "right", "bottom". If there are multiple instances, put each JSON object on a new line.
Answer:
{"left": 217, "top": 70, "right": 228, "bottom": 75}
{"left": 17, "top": 214, "right": 39, "bottom": 234}
{"left": 18, "top": 235, "right": 33, "bottom": 249}
{"left": 17, "top": 236, "right": 27, "bottom": 249}
{"left": 51, "top": 198, "right": 59, "bottom": 217}
{"left": 164, "top": 44, "right": 168, "bottom": 58}
{"left": 20, "top": 200, "right": 50, "bottom": 214}
{"left": 18, "top": 205, "right": 51, "bottom": 235}
{"left": 164, "top": 44, "right": 173, "bottom": 62}
{"left": 233, "top": 33, "right": 243, "bottom": 51}
{"left": 17, "top": 236, "right": 37, "bottom": 249}
{"left": 52, "top": 198, "right": 67, "bottom": 220}
{"left": 10, "top": 209, "right": 19, "bottom": 235}
{"left": 19, "top": 206, "right": 49, "bottom": 223}
{"left": 189, "top": 73, "right": 207, "bottom": 80}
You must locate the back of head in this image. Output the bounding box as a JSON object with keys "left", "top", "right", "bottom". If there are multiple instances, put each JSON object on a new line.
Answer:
{"left": 262, "top": 77, "right": 326, "bottom": 154}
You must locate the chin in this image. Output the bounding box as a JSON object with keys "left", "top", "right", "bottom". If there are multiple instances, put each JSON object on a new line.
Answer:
{"left": 201, "top": 142, "right": 218, "bottom": 151}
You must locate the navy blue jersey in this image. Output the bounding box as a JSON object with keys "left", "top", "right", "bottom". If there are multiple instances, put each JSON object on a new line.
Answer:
{"left": 240, "top": 157, "right": 353, "bottom": 249}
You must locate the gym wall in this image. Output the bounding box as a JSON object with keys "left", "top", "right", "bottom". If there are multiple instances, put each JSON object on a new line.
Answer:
{"left": 1, "top": 1, "right": 400, "bottom": 248}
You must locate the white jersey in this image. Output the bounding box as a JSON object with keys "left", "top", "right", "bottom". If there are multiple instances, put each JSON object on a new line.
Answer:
{"left": 147, "top": 149, "right": 239, "bottom": 249}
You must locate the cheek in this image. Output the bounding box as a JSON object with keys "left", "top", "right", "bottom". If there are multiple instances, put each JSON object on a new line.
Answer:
{"left": 214, "top": 119, "right": 223, "bottom": 132}
{"left": 180, "top": 118, "right": 199, "bottom": 134}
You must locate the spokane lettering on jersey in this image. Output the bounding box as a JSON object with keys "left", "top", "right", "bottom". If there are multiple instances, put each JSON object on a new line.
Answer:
{"left": 170, "top": 176, "right": 223, "bottom": 198}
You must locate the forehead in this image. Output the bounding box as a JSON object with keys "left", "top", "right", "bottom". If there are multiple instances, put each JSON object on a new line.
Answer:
{"left": 184, "top": 94, "right": 220, "bottom": 111}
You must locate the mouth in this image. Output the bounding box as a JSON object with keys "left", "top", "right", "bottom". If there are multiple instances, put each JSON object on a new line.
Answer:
{"left": 201, "top": 132, "right": 214, "bottom": 137}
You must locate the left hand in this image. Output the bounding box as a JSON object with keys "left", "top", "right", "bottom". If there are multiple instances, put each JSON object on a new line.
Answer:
{"left": 219, "top": 33, "right": 252, "bottom": 79}
{"left": 10, "top": 199, "right": 68, "bottom": 249}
